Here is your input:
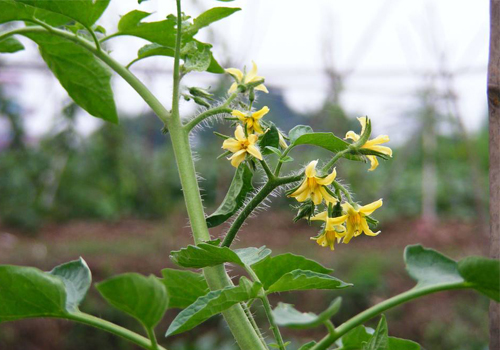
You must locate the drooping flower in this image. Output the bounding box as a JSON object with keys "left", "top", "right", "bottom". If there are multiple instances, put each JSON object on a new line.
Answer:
{"left": 345, "top": 117, "right": 392, "bottom": 171}
{"left": 288, "top": 160, "right": 337, "bottom": 205}
{"left": 232, "top": 106, "right": 269, "bottom": 134}
{"left": 222, "top": 125, "right": 263, "bottom": 168}
{"left": 225, "top": 61, "right": 269, "bottom": 94}
{"left": 310, "top": 212, "right": 347, "bottom": 250}
{"left": 342, "top": 199, "right": 383, "bottom": 243}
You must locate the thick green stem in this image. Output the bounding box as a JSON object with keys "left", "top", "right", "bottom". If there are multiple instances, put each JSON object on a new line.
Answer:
{"left": 260, "top": 296, "right": 286, "bottom": 350}
{"left": 146, "top": 327, "right": 159, "bottom": 350}
{"left": 167, "top": 2, "right": 267, "bottom": 349}
{"left": 321, "top": 149, "right": 349, "bottom": 173}
{"left": 309, "top": 282, "right": 468, "bottom": 350}
{"left": 65, "top": 312, "right": 166, "bottom": 350}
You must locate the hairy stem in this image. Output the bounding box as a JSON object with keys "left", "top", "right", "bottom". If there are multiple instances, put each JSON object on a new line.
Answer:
{"left": 65, "top": 312, "right": 166, "bottom": 350}
{"left": 185, "top": 92, "right": 238, "bottom": 132}
{"left": 309, "top": 282, "right": 468, "bottom": 350}
{"left": 260, "top": 296, "right": 286, "bottom": 350}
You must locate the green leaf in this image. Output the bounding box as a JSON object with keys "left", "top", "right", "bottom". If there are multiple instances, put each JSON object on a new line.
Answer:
{"left": 404, "top": 245, "right": 464, "bottom": 289}
{"left": 22, "top": 32, "right": 118, "bottom": 123}
{"left": 387, "top": 337, "right": 420, "bottom": 350}
{"left": 259, "top": 123, "right": 280, "bottom": 155}
{"left": 160, "top": 268, "right": 209, "bottom": 309}
{"left": 338, "top": 325, "right": 373, "bottom": 349}
{"left": 363, "top": 316, "right": 388, "bottom": 350}
{"left": 49, "top": 258, "right": 91, "bottom": 312}
{"left": 280, "top": 156, "right": 294, "bottom": 163}
{"left": 0, "top": 37, "right": 24, "bottom": 53}
{"left": 0, "top": 0, "right": 71, "bottom": 26}
{"left": 206, "top": 163, "right": 253, "bottom": 228}
{"left": 272, "top": 297, "right": 341, "bottom": 329}
{"left": 251, "top": 253, "right": 333, "bottom": 290}
{"left": 293, "top": 132, "right": 359, "bottom": 160}
{"left": 170, "top": 243, "right": 243, "bottom": 268}
{"left": 458, "top": 256, "right": 500, "bottom": 302}
{"left": 234, "top": 246, "right": 272, "bottom": 266}
{"left": 96, "top": 273, "right": 168, "bottom": 329}
{"left": 185, "top": 7, "right": 241, "bottom": 36}
{"left": 298, "top": 341, "right": 317, "bottom": 350}
{"left": 165, "top": 277, "right": 261, "bottom": 336}
{"left": 0, "top": 265, "right": 67, "bottom": 322}
{"left": 16, "top": 0, "right": 110, "bottom": 27}
{"left": 288, "top": 125, "right": 313, "bottom": 144}
{"left": 266, "top": 269, "right": 351, "bottom": 294}
{"left": 265, "top": 146, "right": 282, "bottom": 157}
{"left": 117, "top": 10, "right": 177, "bottom": 47}
{"left": 181, "top": 41, "right": 211, "bottom": 73}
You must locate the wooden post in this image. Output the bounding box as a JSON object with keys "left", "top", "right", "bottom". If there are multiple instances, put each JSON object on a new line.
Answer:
{"left": 488, "top": 1, "right": 500, "bottom": 349}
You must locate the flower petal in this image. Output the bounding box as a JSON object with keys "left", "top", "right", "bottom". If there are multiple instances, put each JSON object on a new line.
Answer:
{"left": 310, "top": 211, "right": 328, "bottom": 222}
{"left": 357, "top": 116, "right": 368, "bottom": 135}
{"left": 246, "top": 144, "right": 263, "bottom": 160}
{"left": 361, "top": 218, "right": 380, "bottom": 237}
{"left": 255, "top": 84, "right": 269, "bottom": 93}
{"left": 222, "top": 138, "right": 241, "bottom": 153}
{"left": 341, "top": 202, "right": 358, "bottom": 215}
{"left": 225, "top": 68, "right": 243, "bottom": 82}
{"left": 252, "top": 106, "right": 269, "bottom": 120}
{"left": 232, "top": 110, "right": 247, "bottom": 119}
{"left": 365, "top": 135, "right": 390, "bottom": 146}
{"left": 294, "top": 189, "right": 311, "bottom": 202}
{"left": 305, "top": 160, "right": 318, "bottom": 178}
{"left": 325, "top": 215, "right": 347, "bottom": 230}
{"left": 359, "top": 199, "right": 383, "bottom": 216}
{"left": 311, "top": 189, "right": 323, "bottom": 205}
{"left": 289, "top": 179, "right": 309, "bottom": 197}
{"left": 245, "top": 61, "right": 258, "bottom": 82}
{"left": 365, "top": 145, "right": 393, "bottom": 157}
{"left": 367, "top": 155, "right": 379, "bottom": 171}
{"left": 253, "top": 121, "right": 264, "bottom": 134}
{"left": 229, "top": 149, "right": 246, "bottom": 168}
{"left": 319, "top": 186, "right": 338, "bottom": 204}
{"left": 316, "top": 168, "right": 337, "bottom": 185}
{"left": 345, "top": 130, "right": 360, "bottom": 142}
{"left": 228, "top": 82, "right": 238, "bottom": 94}
{"left": 234, "top": 125, "right": 246, "bottom": 141}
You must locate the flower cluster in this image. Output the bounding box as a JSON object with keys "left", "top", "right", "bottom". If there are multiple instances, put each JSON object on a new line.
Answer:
{"left": 219, "top": 61, "right": 392, "bottom": 251}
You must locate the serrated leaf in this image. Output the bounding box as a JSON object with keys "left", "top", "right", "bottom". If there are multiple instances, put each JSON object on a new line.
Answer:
{"left": 16, "top": 0, "right": 110, "bottom": 27}
{"left": 234, "top": 246, "right": 272, "bottom": 266}
{"left": 165, "top": 277, "right": 261, "bottom": 336}
{"left": 458, "top": 256, "right": 500, "bottom": 302}
{"left": 49, "top": 258, "right": 91, "bottom": 312}
{"left": 117, "top": 10, "right": 177, "bottom": 47}
{"left": 96, "top": 273, "right": 168, "bottom": 329}
{"left": 170, "top": 243, "right": 243, "bottom": 268}
{"left": 251, "top": 253, "right": 333, "bottom": 290}
{"left": 404, "top": 245, "right": 464, "bottom": 289}
{"left": 363, "top": 316, "right": 388, "bottom": 350}
{"left": 0, "top": 37, "right": 24, "bottom": 53}
{"left": 288, "top": 125, "right": 313, "bottom": 144}
{"left": 22, "top": 32, "right": 118, "bottom": 123}
{"left": 185, "top": 7, "right": 241, "bottom": 36}
{"left": 0, "top": 0, "right": 70, "bottom": 26}
{"left": 259, "top": 123, "right": 280, "bottom": 155}
{"left": 181, "top": 41, "right": 211, "bottom": 73}
{"left": 0, "top": 265, "right": 67, "bottom": 322}
{"left": 272, "top": 297, "right": 341, "bottom": 329}
{"left": 267, "top": 269, "right": 351, "bottom": 294}
{"left": 160, "top": 268, "right": 209, "bottom": 309}
{"left": 206, "top": 163, "right": 253, "bottom": 228}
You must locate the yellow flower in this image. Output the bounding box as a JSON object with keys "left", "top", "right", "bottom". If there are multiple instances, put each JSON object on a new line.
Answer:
{"left": 225, "top": 61, "right": 269, "bottom": 94}
{"left": 310, "top": 212, "right": 347, "bottom": 250}
{"left": 345, "top": 117, "right": 392, "bottom": 171}
{"left": 222, "top": 125, "right": 263, "bottom": 168}
{"left": 232, "top": 106, "right": 269, "bottom": 134}
{"left": 341, "top": 199, "right": 383, "bottom": 243}
{"left": 288, "top": 160, "right": 338, "bottom": 205}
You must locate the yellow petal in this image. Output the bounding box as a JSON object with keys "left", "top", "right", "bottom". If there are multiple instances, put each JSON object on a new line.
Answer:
{"left": 252, "top": 106, "right": 269, "bottom": 120}
{"left": 246, "top": 144, "right": 263, "bottom": 160}
{"left": 365, "top": 135, "right": 390, "bottom": 146}
{"left": 232, "top": 110, "right": 247, "bottom": 119}
{"left": 345, "top": 130, "right": 360, "bottom": 142}
{"left": 255, "top": 84, "right": 269, "bottom": 93}
{"left": 289, "top": 179, "right": 309, "bottom": 197}
{"left": 341, "top": 202, "right": 358, "bottom": 215}
{"left": 310, "top": 211, "right": 328, "bottom": 222}
{"left": 319, "top": 186, "right": 338, "bottom": 204}
{"left": 365, "top": 145, "right": 393, "bottom": 157}
{"left": 229, "top": 150, "right": 246, "bottom": 168}
{"left": 222, "top": 138, "right": 241, "bottom": 153}
{"left": 367, "top": 156, "right": 379, "bottom": 171}
{"left": 361, "top": 218, "right": 380, "bottom": 236}
{"left": 316, "top": 168, "right": 337, "bottom": 185}
{"left": 247, "top": 134, "right": 259, "bottom": 145}
{"left": 311, "top": 189, "right": 323, "bottom": 205}
{"left": 359, "top": 199, "right": 383, "bottom": 216}
{"left": 225, "top": 68, "right": 243, "bottom": 82}
{"left": 228, "top": 82, "right": 238, "bottom": 94}
{"left": 245, "top": 61, "right": 258, "bottom": 82}
{"left": 358, "top": 116, "right": 368, "bottom": 135}
{"left": 343, "top": 223, "right": 355, "bottom": 244}
{"left": 294, "top": 189, "right": 311, "bottom": 202}
{"left": 305, "top": 160, "right": 318, "bottom": 178}
{"left": 253, "top": 121, "right": 264, "bottom": 134}
{"left": 234, "top": 125, "right": 246, "bottom": 141}
{"left": 325, "top": 215, "right": 347, "bottom": 230}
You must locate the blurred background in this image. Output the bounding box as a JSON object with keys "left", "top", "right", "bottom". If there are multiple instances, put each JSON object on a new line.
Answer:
{"left": 0, "top": 0, "right": 491, "bottom": 349}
